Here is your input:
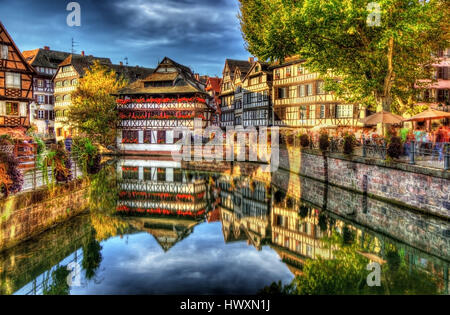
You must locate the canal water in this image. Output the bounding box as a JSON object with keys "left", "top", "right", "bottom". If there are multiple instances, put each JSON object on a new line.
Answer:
{"left": 0, "top": 158, "right": 449, "bottom": 295}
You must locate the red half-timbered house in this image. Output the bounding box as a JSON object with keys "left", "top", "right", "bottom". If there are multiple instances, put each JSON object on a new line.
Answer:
{"left": 0, "top": 21, "right": 36, "bottom": 168}
{"left": 116, "top": 57, "right": 213, "bottom": 155}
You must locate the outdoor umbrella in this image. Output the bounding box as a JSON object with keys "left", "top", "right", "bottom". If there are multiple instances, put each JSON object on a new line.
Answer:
{"left": 405, "top": 108, "right": 450, "bottom": 122}
{"left": 360, "top": 111, "right": 404, "bottom": 125}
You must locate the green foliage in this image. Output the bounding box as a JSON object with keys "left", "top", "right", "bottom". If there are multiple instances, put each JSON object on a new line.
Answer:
{"left": 239, "top": 0, "right": 450, "bottom": 112}
{"left": 387, "top": 136, "right": 403, "bottom": 159}
{"left": 343, "top": 134, "right": 356, "bottom": 155}
{"left": 319, "top": 133, "right": 330, "bottom": 152}
{"left": 72, "top": 137, "right": 101, "bottom": 175}
{"left": 43, "top": 266, "right": 71, "bottom": 296}
{"left": 82, "top": 229, "right": 103, "bottom": 280}
{"left": 299, "top": 134, "right": 310, "bottom": 148}
{"left": 68, "top": 61, "right": 128, "bottom": 147}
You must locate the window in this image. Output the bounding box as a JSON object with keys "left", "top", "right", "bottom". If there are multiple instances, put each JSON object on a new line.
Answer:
{"left": 316, "top": 81, "right": 325, "bottom": 95}
{"left": 122, "top": 130, "right": 139, "bottom": 143}
{"left": 62, "top": 66, "right": 71, "bottom": 73}
{"left": 336, "top": 104, "right": 353, "bottom": 118}
{"left": 298, "top": 85, "right": 305, "bottom": 97}
{"left": 64, "top": 80, "right": 70, "bottom": 87}
{"left": 157, "top": 130, "right": 166, "bottom": 144}
{"left": 63, "top": 95, "right": 71, "bottom": 101}
{"left": 56, "top": 81, "right": 63, "bottom": 87}
{"left": 157, "top": 168, "right": 166, "bottom": 182}
{"left": 1, "top": 45, "right": 8, "bottom": 59}
{"left": 320, "top": 104, "right": 326, "bottom": 119}
{"left": 300, "top": 106, "right": 308, "bottom": 119}
{"left": 297, "top": 66, "right": 304, "bottom": 76}
{"left": 37, "top": 80, "right": 44, "bottom": 88}
{"left": 275, "top": 70, "right": 280, "bottom": 79}
{"left": 5, "top": 73, "right": 21, "bottom": 89}
{"left": 72, "top": 79, "right": 78, "bottom": 86}
{"left": 306, "top": 84, "right": 313, "bottom": 96}
{"left": 38, "top": 110, "right": 45, "bottom": 119}
{"left": 286, "top": 67, "right": 291, "bottom": 77}
{"left": 37, "top": 95, "right": 45, "bottom": 104}
{"left": 6, "top": 102, "right": 19, "bottom": 116}
{"left": 263, "top": 90, "right": 269, "bottom": 101}
{"left": 278, "top": 87, "right": 289, "bottom": 99}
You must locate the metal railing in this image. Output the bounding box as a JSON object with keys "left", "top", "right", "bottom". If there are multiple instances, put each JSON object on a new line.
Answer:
{"left": 292, "top": 135, "right": 449, "bottom": 170}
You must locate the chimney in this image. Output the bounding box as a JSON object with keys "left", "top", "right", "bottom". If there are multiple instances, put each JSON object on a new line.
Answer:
{"left": 120, "top": 61, "right": 123, "bottom": 66}
{"left": 195, "top": 73, "right": 200, "bottom": 81}
{"left": 248, "top": 57, "right": 255, "bottom": 64}
{"left": 44, "top": 46, "right": 50, "bottom": 51}
{"left": 81, "top": 51, "right": 85, "bottom": 56}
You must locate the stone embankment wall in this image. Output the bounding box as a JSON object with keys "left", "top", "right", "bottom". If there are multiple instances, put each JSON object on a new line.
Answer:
{"left": 279, "top": 147, "right": 450, "bottom": 219}
{"left": 0, "top": 179, "right": 90, "bottom": 251}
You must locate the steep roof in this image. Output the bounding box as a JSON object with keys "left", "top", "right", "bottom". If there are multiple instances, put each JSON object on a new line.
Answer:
{"left": 226, "top": 59, "right": 253, "bottom": 74}
{"left": 0, "top": 21, "right": 36, "bottom": 74}
{"left": 22, "top": 48, "right": 72, "bottom": 69}
{"left": 118, "top": 57, "right": 207, "bottom": 96}
{"left": 206, "top": 77, "right": 222, "bottom": 93}
{"left": 58, "top": 54, "right": 112, "bottom": 77}
{"left": 110, "top": 64, "right": 154, "bottom": 84}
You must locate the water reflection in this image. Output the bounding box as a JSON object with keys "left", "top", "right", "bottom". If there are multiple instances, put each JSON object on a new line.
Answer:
{"left": 0, "top": 158, "right": 448, "bottom": 295}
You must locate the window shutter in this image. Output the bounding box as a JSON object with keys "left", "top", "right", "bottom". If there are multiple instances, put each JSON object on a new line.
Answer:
{"left": 19, "top": 103, "right": 27, "bottom": 116}
{"left": 0, "top": 102, "right": 5, "bottom": 115}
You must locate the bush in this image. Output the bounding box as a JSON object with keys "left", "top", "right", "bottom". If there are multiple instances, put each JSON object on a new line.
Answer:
{"left": 319, "top": 133, "right": 330, "bottom": 152}
{"left": 72, "top": 137, "right": 101, "bottom": 175}
{"left": 299, "top": 134, "right": 310, "bottom": 148}
{"left": 343, "top": 134, "right": 356, "bottom": 155}
{"left": 0, "top": 152, "right": 24, "bottom": 197}
{"left": 387, "top": 136, "right": 402, "bottom": 159}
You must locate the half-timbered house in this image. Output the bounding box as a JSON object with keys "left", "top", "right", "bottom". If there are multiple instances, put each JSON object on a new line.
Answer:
{"left": 205, "top": 77, "right": 222, "bottom": 126}
{"left": 53, "top": 54, "right": 153, "bottom": 142}
{"left": 23, "top": 47, "right": 71, "bottom": 141}
{"left": 0, "top": 21, "right": 37, "bottom": 167}
{"left": 115, "top": 57, "right": 212, "bottom": 155}
{"left": 241, "top": 61, "right": 272, "bottom": 128}
{"left": 272, "top": 57, "right": 365, "bottom": 132}
{"left": 219, "top": 59, "right": 253, "bottom": 129}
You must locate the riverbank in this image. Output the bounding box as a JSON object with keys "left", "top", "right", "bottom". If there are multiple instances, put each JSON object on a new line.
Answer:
{"left": 0, "top": 179, "right": 90, "bottom": 252}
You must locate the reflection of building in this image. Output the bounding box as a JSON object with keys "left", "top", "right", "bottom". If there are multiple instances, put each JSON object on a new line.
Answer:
{"left": 272, "top": 56, "right": 365, "bottom": 131}
{"left": 126, "top": 216, "right": 200, "bottom": 252}
{"left": 218, "top": 175, "right": 271, "bottom": 250}
{"left": 117, "top": 159, "right": 207, "bottom": 218}
{"left": 116, "top": 57, "right": 212, "bottom": 155}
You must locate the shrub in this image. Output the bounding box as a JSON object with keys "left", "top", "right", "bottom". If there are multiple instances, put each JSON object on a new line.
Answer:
{"left": 72, "top": 137, "right": 101, "bottom": 175}
{"left": 0, "top": 152, "right": 23, "bottom": 197}
{"left": 299, "top": 134, "right": 310, "bottom": 148}
{"left": 319, "top": 133, "right": 330, "bottom": 152}
{"left": 299, "top": 205, "right": 310, "bottom": 218}
{"left": 343, "top": 134, "right": 356, "bottom": 155}
{"left": 387, "top": 136, "right": 402, "bottom": 159}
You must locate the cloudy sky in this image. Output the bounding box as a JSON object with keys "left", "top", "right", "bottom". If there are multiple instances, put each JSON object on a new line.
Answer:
{"left": 0, "top": 0, "right": 250, "bottom": 76}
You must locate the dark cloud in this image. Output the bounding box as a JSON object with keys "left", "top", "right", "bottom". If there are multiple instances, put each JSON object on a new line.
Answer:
{"left": 0, "top": 0, "right": 249, "bottom": 76}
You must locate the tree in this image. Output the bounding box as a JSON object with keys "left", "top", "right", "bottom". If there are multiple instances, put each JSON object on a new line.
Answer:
{"left": 238, "top": 0, "right": 449, "bottom": 113}
{"left": 67, "top": 61, "right": 128, "bottom": 147}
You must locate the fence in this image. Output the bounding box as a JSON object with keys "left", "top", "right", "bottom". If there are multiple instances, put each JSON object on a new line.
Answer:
{"left": 292, "top": 136, "right": 450, "bottom": 170}
{"left": 20, "top": 155, "right": 84, "bottom": 193}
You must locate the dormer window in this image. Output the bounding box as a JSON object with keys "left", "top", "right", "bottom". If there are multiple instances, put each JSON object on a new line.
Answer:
{"left": 1, "top": 45, "right": 8, "bottom": 59}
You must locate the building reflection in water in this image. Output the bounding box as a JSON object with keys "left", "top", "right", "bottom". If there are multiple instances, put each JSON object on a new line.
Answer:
{"left": 2, "top": 158, "right": 449, "bottom": 295}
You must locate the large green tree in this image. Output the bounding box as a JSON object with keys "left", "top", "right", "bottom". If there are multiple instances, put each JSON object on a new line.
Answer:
{"left": 67, "top": 61, "right": 128, "bottom": 146}
{"left": 238, "top": 0, "right": 449, "bottom": 113}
